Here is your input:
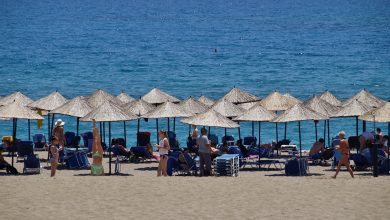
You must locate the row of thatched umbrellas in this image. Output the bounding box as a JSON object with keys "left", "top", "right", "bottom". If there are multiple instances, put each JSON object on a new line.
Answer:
{"left": 0, "top": 87, "right": 388, "bottom": 173}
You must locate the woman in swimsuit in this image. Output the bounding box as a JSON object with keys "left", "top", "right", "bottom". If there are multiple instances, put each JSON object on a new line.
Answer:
{"left": 50, "top": 136, "right": 62, "bottom": 177}
{"left": 332, "top": 131, "right": 354, "bottom": 179}
{"left": 91, "top": 119, "right": 104, "bottom": 176}
{"left": 155, "top": 130, "right": 170, "bottom": 177}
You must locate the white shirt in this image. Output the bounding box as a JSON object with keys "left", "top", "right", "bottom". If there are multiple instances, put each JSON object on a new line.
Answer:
{"left": 159, "top": 138, "right": 169, "bottom": 155}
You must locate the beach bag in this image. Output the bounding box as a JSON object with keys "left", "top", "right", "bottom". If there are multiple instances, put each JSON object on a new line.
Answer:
{"left": 285, "top": 159, "right": 300, "bottom": 176}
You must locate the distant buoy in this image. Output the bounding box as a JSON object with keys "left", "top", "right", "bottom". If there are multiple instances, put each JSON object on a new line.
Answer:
{"left": 214, "top": 48, "right": 217, "bottom": 53}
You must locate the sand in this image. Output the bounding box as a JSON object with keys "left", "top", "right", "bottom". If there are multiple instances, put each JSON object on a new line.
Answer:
{"left": 1, "top": 152, "right": 389, "bottom": 220}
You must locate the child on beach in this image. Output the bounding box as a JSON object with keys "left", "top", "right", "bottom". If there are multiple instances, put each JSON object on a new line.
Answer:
{"left": 155, "top": 130, "right": 170, "bottom": 177}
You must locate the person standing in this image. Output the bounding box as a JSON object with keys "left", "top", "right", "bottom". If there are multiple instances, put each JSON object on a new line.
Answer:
{"left": 155, "top": 130, "right": 170, "bottom": 177}
{"left": 50, "top": 136, "right": 62, "bottom": 177}
{"left": 91, "top": 119, "right": 104, "bottom": 176}
{"left": 53, "top": 119, "right": 66, "bottom": 148}
{"left": 197, "top": 128, "right": 212, "bottom": 176}
{"left": 332, "top": 131, "right": 354, "bottom": 179}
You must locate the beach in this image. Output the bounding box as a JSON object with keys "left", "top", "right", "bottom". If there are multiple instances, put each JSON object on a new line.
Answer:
{"left": 2, "top": 152, "right": 389, "bottom": 220}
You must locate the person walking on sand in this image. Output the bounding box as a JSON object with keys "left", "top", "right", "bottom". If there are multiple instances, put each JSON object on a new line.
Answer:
{"left": 197, "top": 128, "right": 212, "bottom": 176}
{"left": 50, "top": 136, "right": 62, "bottom": 177}
{"left": 155, "top": 130, "right": 170, "bottom": 176}
{"left": 53, "top": 119, "right": 66, "bottom": 148}
{"left": 332, "top": 131, "right": 354, "bottom": 179}
{"left": 91, "top": 119, "right": 104, "bottom": 176}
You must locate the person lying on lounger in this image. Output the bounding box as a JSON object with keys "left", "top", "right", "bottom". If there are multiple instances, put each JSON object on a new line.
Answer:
{"left": 112, "top": 139, "right": 131, "bottom": 157}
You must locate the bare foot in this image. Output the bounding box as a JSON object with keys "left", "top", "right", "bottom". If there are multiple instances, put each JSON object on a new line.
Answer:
{"left": 331, "top": 175, "right": 336, "bottom": 179}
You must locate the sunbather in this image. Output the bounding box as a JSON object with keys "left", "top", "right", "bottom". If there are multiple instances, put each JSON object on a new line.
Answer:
{"left": 50, "top": 136, "right": 62, "bottom": 177}
{"left": 332, "top": 131, "right": 354, "bottom": 179}
{"left": 91, "top": 119, "right": 104, "bottom": 176}
{"left": 237, "top": 139, "right": 250, "bottom": 158}
{"left": 309, "top": 138, "right": 325, "bottom": 159}
{"left": 112, "top": 138, "right": 131, "bottom": 157}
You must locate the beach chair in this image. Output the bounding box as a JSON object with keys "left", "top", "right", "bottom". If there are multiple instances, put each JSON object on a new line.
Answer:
{"left": 16, "top": 141, "right": 34, "bottom": 162}
{"left": 222, "top": 135, "right": 235, "bottom": 146}
{"left": 65, "top": 149, "right": 90, "bottom": 169}
{"left": 174, "top": 153, "right": 197, "bottom": 175}
{"left": 168, "top": 131, "right": 180, "bottom": 151}
{"left": 214, "top": 154, "right": 240, "bottom": 177}
{"left": 33, "top": 134, "right": 47, "bottom": 151}
{"left": 23, "top": 154, "right": 41, "bottom": 174}
{"left": 137, "top": 132, "right": 151, "bottom": 146}
{"left": 130, "top": 146, "right": 152, "bottom": 163}
{"left": 81, "top": 132, "right": 93, "bottom": 149}
{"left": 348, "top": 136, "right": 360, "bottom": 151}
{"left": 243, "top": 136, "right": 257, "bottom": 147}
{"left": 186, "top": 137, "right": 198, "bottom": 154}
{"left": 64, "top": 132, "right": 76, "bottom": 147}
{"left": 208, "top": 134, "right": 218, "bottom": 146}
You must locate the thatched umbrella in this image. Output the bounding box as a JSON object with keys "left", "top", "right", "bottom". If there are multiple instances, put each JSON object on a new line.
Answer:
{"left": 80, "top": 101, "right": 138, "bottom": 175}
{"left": 141, "top": 88, "right": 180, "bottom": 104}
{"left": 343, "top": 89, "right": 384, "bottom": 108}
{"left": 211, "top": 99, "right": 244, "bottom": 137}
{"left": 0, "top": 91, "right": 33, "bottom": 106}
{"left": 88, "top": 89, "right": 121, "bottom": 108}
{"left": 238, "top": 101, "right": 259, "bottom": 110}
{"left": 198, "top": 95, "right": 215, "bottom": 107}
{"left": 181, "top": 109, "right": 240, "bottom": 128}
{"left": 332, "top": 99, "right": 373, "bottom": 136}
{"left": 319, "top": 90, "right": 343, "bottom": 107}
{"left": 117, "top": 91, "right": 135, "bottom": 104}
{"left": 122, "top": 99, "right": 155, "bottom": 144}
{"left": 0, "top": 101, "right": 44, "bottom": 166}
{"left": 304, "top": 95, "right": 340, "bottom": 144}
{"left": 273, "top": 104, "right": 328, "bottom": 156}
{"left": 143, "top": 102, "right": 192, "bottom": 142}
{"left": 260, "top": 91, "right": 294, "bottom": 143}
{"left": 28, "top": 91, "right": 68, "bottom": 140}
{"left": 220, "top": 87, "right": 259, "bottom": 104}
{"left": 283, "top": 93, "right": 302, "bottom": 105}
{"left": 51, "top": 96, "right": 93, "bottom": 136}
{"left": 179, "top": 97, "right": 209, "bottom": 135}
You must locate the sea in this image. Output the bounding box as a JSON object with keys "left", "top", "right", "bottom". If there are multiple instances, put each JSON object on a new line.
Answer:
{"left": 0, "top": 0, "right": 389, "bottom": 149}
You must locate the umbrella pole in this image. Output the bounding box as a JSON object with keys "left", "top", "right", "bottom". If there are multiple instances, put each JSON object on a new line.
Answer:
{"left": 28, "top": 119, "right": 31, "bottom": 141}
{"left": 188, "top": 124, "right": 191, "bottom": 136}
{"left": 137, "top": 118, "right": 140, "bottom": 146}
{"left": 167, "top": 117, "right": 170, "bottom": 132}
{"left": 156, "top": 119, "right": 159, "bottom": 143}
{"left": 51, "top": 113, "right": 55, "bottom": 135}
{"left": 327, "top": 119, "right": 330, "bottom": 148}
{"left": 284, "top": 122, "right": 287, "bottom": 140}
{"left": 47, "top": 114, "right": 51, "bottom": 140}
{"left": 123, "top": 121, "right": 127, "bottom": 147}
{"left": 103, "top": 122, "right": 106, "bottom": 145}
{"left": 355, "top": 116, "right": 359, "bottom": 136}
{"left": 108, "top": 122, "right": 112, "bottom": 175}
{"left": 173, "top": 117, "right": 176, "bottom": 132}
{"left": 275, "top": 123, "right": 279, "bottom": 142}
{"left": 76, "top": 117, "right": 80, "bottom": 136}
{"left": 208, "top": 127, "right": 211, "bottom": 138}
{"left": 238, "top": 122, "right": 241, "bottom": 140}
{"left": 299, "top": 121, "right": 302, "bottom": 157}
{"left": 99, "top": 122, "right": 103, "bottom": 144}
{"left": 224, "top": 128, "right": 227, "bottom": 138}
{"left": 315, "top": 122, "right": 318, "bottom": 142}
{"left": 11, "top": 118, "right": 17, "bottom": 166}
{"left": 363, "top": 120, "right": 366, "bottom": 132}
{"left": 252, "top": 121, "right": 254, "bottom": 137}
{"left": 388, "top": 122, "right": 389, "bottom": 175}
{"left": 258, "top": 122, "right": 261, "bottom": 170}
{"left": 323, "top": 120, "right": 326, "bottom": 147}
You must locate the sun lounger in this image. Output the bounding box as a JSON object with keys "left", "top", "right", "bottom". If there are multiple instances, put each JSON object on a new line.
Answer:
{"left": 32, "top": 134, "right": 47, "bottom": 151}
{"left": 222, "top": 135, "right": 235, "bottom": 146}
{"left": 130, "top": 146, "right": 152, "bottom": 162}
{"left": 17, "top": 141, "right": 34, "bottom": 162}
{"left": 214, "top": 154, "right": 240, "bottom": 177}
{"left": 243, "top": 136, "right": 257, "bottom": 147}
{"left": 23, "top": 154, "right": 41, "bottom": 174}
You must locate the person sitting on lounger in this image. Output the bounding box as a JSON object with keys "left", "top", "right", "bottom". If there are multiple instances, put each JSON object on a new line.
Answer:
{"left": 237, "top": 139, "right": 250, "bottom": 158}
{"left": 0, "top": 146, "right": 18, "bottom": 174}
{"left": 309, "top": 138, "right": 325, "bottom": 159}
{"left": 112, "top": 138, "right": 131, "bottom": 157}
{"left": 145, "top": 143, "right": 160, "bottom": 160}
{"left": 91, "top": 119, "right": 104, "bottom": 176}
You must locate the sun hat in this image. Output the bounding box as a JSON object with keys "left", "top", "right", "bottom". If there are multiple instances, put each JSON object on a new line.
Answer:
{"left": 55, "top": 119, "right": 65, "bottom": 126}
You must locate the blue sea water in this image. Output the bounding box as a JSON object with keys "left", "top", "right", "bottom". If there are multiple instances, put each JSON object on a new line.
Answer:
{"left": 0, "top": 0, "right": 389, "bottom": 149}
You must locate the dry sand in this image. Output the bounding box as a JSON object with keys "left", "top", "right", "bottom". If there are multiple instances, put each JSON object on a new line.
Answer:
{"left": 1, "top": 152, "right": 389, "bottom": 220}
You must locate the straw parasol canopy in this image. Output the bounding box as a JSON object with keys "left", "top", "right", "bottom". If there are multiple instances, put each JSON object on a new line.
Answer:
{"left": 179, "top": 97, "right": 209, "bottom": 116}
{"left": 198, "top": 95, "right": 214, "bottom": 107}
{"left": 80, "top": 101, "right": 138, "bottom": 122}
{"left": 87, "top": 89, "right": 121, "bottom": 108}
{"left": 343, "top": 89, "right": 384, "bottom": 108}
{"left": 220, "top": 87, "right": 259, "bottom": 104}
{"left": 283, "top": 93, "right": 302, "bottom": 105}
{"left": 181, "top": 109, "right": 240, "bottom": 128}
{"left": 51, "top": 96, "right": 93, "bottom": 118}
{"left": 28, "top": 91, "right": 67, "bottom": 111}
{"left": 142, "top": 101, "right": 191, "bottom": 119}
{"left": 304, "top": 95, "right": 340, "bottom": 117}
{"left": 234, "top": 104, "right": 276, "bottom": 122}
{"left": 333, "top": 99, "right": 372, "bottom": 118}
{"left": 273, "top": 104, "right": 328, "bottom": 123}
{"left": 238, "top": 101, "right": 259, "bottom": 110}
{"left": 117, "top": 91, "right": 135, "bottom": 104}
{"left": 211, "top": 99, "right": 245, "bottom": 118}
{"left": 0, "top": 101, "right": 44, "bottom": 120}
{"left": 359, "top": 102, "right": 390, "bottom": 123}
{"left": 319, "top": 90, "right": 342, "bottom": 107}
{"left": 0, "top": 91, "right": 33, "bottom": 106}
{"left": 141, "top": 88, "right": 180, "bottom": 104}
{"left": 122, "top": 99, "right": 155, "bottom": 116}
{"left": 259, "top": 91, "right": 293, "bottom": 111}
